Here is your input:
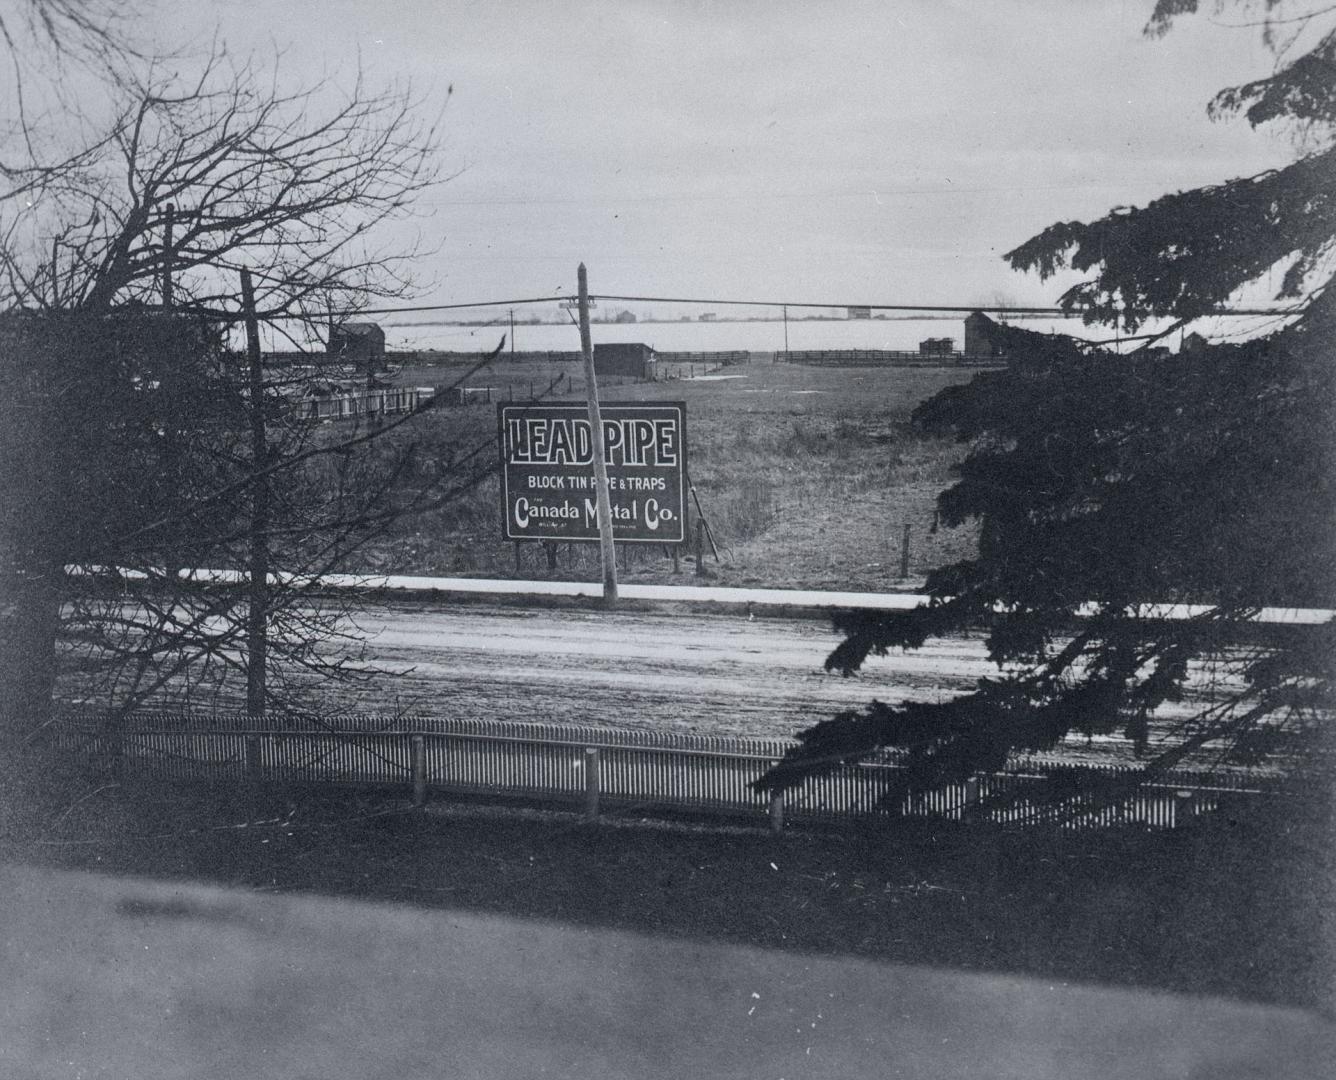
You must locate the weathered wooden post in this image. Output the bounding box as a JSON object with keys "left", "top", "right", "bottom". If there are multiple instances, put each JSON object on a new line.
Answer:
{"left": 106, "top": 713, "right": 125, "bottom": 780}
{"left": 241, "top": 269, "right": 268, "bottom": 723}
{"left": 161, "top": 203, "right": 175, "bottom": 309}
{"left": 245, "top": 733, "right": 263, "bottom": 814}
{"left": 899, "top": 523, "right": 912, "bottom": 580}
{"left": 244, "top": 734, "right": 261, "bottom": 782}
{"left": 963, "top": 776, "right": 981, "bottom": 815}
{"left": 1172, "top": 788, "right": 1194, "bottom": 828}
{"left": 577, "top": 264, "right": 618, "bottom": 607}
{"left": 411, "top": 735, "right": 427, "bottom": 808}
{"left": 695, "top": 519, "right": 706, "bottom": 576}
{"left": 584, "top": 747, "right": 601, "bottom": 820}
{"left": 768, "top": 792, "right": 785, "bottom": 834}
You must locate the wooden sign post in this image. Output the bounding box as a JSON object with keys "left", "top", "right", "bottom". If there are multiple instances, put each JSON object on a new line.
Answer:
{"left": 578, "top": 264, "right": 618, "bottom": 606}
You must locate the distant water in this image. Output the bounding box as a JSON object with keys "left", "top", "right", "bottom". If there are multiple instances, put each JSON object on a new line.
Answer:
{"left": 380, "top": 315, "right": 1099, "bottom": 355}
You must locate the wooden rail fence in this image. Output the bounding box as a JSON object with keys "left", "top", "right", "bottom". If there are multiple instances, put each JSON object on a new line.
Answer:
{"left": 656, "top": 350, "right": 750, "bottom": 364}
{"left": 50, "top": 710, "right": 1282, "bottom": 832}
{"left": 777, "top": 349, "right": 1007, "bottom": 367}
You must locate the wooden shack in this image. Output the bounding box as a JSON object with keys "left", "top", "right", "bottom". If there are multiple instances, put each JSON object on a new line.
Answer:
{"left": 327, "top": 322, "right": 387, "bottom": 371}
{"left": 919, "top": 336, "right": 954, "bottom": 356}
{"left": 593, "top": 342, "right": 657, "bottom": 380}
{"left": 964, "top": 312, "right": 1008, "bottom": 358}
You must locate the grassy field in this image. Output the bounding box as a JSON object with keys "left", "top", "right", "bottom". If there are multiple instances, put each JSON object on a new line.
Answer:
{"left": 352, "top": 357, "right": 982, "bottom": 590}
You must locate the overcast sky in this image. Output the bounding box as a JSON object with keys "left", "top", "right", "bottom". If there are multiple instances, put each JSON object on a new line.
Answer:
{"left": 173, "top": 1, "right": 1291, "bottom": 315}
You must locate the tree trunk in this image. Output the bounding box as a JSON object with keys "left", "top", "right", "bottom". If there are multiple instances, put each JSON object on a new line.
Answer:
{"left": 0, "top": 561, "right": 62, "bottom": 739}
{"left": 0, "top": 560, "right": 63, "bottom": 840}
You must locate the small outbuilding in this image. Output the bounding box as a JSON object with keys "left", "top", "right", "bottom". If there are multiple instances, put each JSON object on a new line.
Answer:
{"left": 593, "top": 342, "right": 657, "bottom": 380}
{"left": 327, "top": 322, "right": 387, "bottom": 371}
{"left": 919, "top": 336, "right": 954, "bottom": 356}
{"left": 1181, "top": 332, "right": 1210, "bottom": 355}
{"left": 964, "top": 312, "right": 1008, "bottom": 358}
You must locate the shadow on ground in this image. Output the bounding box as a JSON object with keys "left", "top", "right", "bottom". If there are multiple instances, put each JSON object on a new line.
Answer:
{"left": 8, "top": 775, "right": 1334, "bottom": 1018}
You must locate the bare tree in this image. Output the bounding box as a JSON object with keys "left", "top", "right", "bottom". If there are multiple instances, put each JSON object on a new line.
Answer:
{"left": 0, "top": 43, "right": 460, "bottom": 760}
{"left": 0, "top": 0, "right": 149, "bottom": 187}
{"left": 3, "top": 44, "right": 444, "bottom": 317}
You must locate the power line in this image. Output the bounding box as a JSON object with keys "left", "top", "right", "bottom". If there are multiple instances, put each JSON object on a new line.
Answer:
{"left": 416, "top": 181, "right": 1146, "bottom": 209}
{"left": 353, "top": 295, "right": 567, "bottom": 317}
{"left": 589, "top": 294, "right": 1301, "bottom": 318}
{"left": 252, "top": 291, "right": 1304, "bottom": 322}
{"left": 593, "top": 295, "right": 1068, "bottom": 315}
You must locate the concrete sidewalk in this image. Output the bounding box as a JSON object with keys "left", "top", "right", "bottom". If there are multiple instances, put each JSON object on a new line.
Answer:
{"left": 326, "top": 572, "right": 932, "bottom": 612}
{"left": 76, "top": 566, "right": 1336, "bottom": 622}
{"left": 4, "top": 863, "right": 1332, "bottom": 1079}
{"left": 327, "top": 574, "right": 1334, "bottom": 624}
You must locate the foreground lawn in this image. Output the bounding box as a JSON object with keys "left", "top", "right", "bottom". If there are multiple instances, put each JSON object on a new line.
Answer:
{"left": 11, "top": 779, "right": 1333, "bottom": 1016}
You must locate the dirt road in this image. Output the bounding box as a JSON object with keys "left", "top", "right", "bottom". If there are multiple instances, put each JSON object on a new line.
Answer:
{"left": 64, "top": 597, "right": 1251, "bottom": 765}
{"left": 330, "top": 602, "right": 990, "bottom": 740}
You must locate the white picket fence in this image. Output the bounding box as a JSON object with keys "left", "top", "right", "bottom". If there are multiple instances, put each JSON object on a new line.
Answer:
{"left": 50, "top": 710, "right": 1282, "bottom": 831}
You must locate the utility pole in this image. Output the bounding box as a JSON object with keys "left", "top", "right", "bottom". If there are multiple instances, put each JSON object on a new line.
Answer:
{"left": 509, "top": 308, "right": 515, "bottom": 357}
{"left": 161, "top": 203, "right": 175, "bottom": 310}
{"left": 241, "top": 269, "right": 268, "bottom": 717}
{"left": 782, "top": 304, "right": 789, "bottom": 361}
{"left": 578, "top": 263, "right": 617, "bottom": 606}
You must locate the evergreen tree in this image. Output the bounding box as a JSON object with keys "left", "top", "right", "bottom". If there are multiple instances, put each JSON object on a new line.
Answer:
{"left": 758, "top": 1, "right": 1336, "bottom": 811}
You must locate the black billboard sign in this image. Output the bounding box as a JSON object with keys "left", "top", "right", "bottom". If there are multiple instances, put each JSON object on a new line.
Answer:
{"left": 498, "top": 401, "right": 687, "bottom": 543}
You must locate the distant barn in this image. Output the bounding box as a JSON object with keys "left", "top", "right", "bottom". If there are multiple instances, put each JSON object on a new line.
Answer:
{"left": 594, "top": 342, "right": 657, "bottom": 380}
{"left": 964, "top": 312, "right": 1008, "bottom": 358}
{"left": 327, "top": 322, "right": 387, "bottom": 371}
{"left": 1182, "top": 332, "right": 1210, "bottom": 354}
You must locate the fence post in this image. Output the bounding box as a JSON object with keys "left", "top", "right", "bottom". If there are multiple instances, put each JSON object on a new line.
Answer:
{"left": 584, "top": 747, "right": 601, "bottom": 820}
{"left": 103, "top": 713, "right": 125, "bottom": 780}
{"left": 695, "top": 519, "right": 706, "bottom": 576}
{"left": 244, "top": 734, "right": 263, "bottom": 814}
{"left": 768, "top": 792, "right": 785, "bottom": 834}
{"left": 899, "top": 523, "right": 911, "bottom": 580}
{"left": 1172, "top": 789, "right": 1194, "bottom": 828}
{"left": 963, "top": 776, "right": 980, "bottom": 816}
{"left": 411, "top": 735, "right": 427, "bottom": 807}
{"left": 245, "top": 735, "right": 262, "bottom": 782}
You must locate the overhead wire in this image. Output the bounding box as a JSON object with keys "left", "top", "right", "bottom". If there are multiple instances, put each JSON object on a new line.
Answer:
{"left": 339, "top": 293, "right": 1297, "bottom": 321}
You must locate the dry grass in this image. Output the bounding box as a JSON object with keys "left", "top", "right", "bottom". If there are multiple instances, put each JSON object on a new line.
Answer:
{"left": 355, "top": 358, "right": 982, "bottom": 590}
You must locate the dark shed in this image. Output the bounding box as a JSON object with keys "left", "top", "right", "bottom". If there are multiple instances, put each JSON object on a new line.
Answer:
{"left": 964, "top": 312, "right": 1008, "bottom": 358}
{"left": 593, "top": 342, "right": 657, "bottom": 379}
{"left": 327, "top": 322, "right": 387, "bottom": 370}
{"left": 919, "top": 336, "right": 954, "bottom": 356}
